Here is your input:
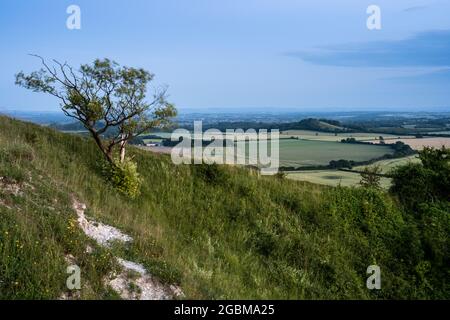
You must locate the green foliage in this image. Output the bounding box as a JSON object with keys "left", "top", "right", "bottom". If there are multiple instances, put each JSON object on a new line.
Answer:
{"left": 275, "top": 171, "right": 287, "bottom": 179}
{"left": 193, "top": 163, "right": 230, "bottom": 185}
{"left": 102, "top": 159, "right": 143, "bottom": 199}
{"left": 390, "top": 163, "right": 435, "bottom": 208}
{"left": 24, "top": 132, "right": 40, "bottom": 145}
{"left": 390, "top": 146, "right": 450, "bottom": 208}
{"left": 420, "top": 146, "right": 450, "bottom": 199}
{"left": 388, "top": 146, "right": 450, "bottom": 298}
{"left": 341, "top": 137, "right": 357, "bottom": 143}
{"left": 15, "top": 57, "right": 177, "bottom": 165}
{"left": 66, "top": 90, "right": 104, "bottom": 122}
{"left": 391, "top": 141, "right": 415, "bottom": 157}
{"left": 329, "top": 159, "right": 354, "bottom": 169}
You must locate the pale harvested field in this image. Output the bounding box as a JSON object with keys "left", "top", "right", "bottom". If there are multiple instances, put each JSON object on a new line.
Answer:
{"left": 147, "top": 130, "right": 410, "bottom": 143}
{"left": 281, "top": 130, "right": 407, "bottom": 142}
{"left": 138, "top": 146, "right": 172, "bottom": 154}
{"left": 148, "top": 131, "right": 273, "bottom": 141}
{"left": 370, "top": 137, "right": 450, "bottom": 150}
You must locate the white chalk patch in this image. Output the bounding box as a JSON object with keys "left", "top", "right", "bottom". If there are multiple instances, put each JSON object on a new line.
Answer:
{"left": 73, "top": 200, "right": 132, "bottom": 247}
{"left": 71, "top": 198, "right": 184, "bottom": 300}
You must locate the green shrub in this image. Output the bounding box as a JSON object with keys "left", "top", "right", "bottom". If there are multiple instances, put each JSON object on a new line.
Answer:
{"left": 193, "top": 163, "right": 230, "bottom": 185}
{"left": 275, "top": 171, "right": 286, "bottom": 180}
{"left": 24, "top": 132, "right": 40, "bottom": 145}
{"left": 102, "top": 158, "right": 143, "bottom": 199}
{"left": 390, "top": 147, "right": 450, "bottom": 209}
{"left": 390, "top": 163, "right": 434, "bottom": 208}
{"left": 388, "top": 147, "right": 450, "bottom": 298}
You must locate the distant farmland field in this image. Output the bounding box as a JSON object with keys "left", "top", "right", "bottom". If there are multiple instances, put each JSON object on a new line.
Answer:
{"left": 287, "top": 170, "right": 385, "bottom": 187}
{"left": 286, "top": 155, "right": 420, "bottom": 188}
{"left": 277, "top": 139, "right": 394, "bottom": 167}
{"left": 353, "top": 155, "right": 420, "bottom": 173}
{"left": 150, "top": 130, "right": 408, "bottom": 143}
{"left": 241, "top": 139, "right": 395, "bottom": 168}
{"left": 281, "top": 130, "right": 407, "bottom": 142}
{"left": 147, "top": 132, "right": 398, "bottom": 169}
{"left": 369, "top": 137, "right": 450, "bottom": 150}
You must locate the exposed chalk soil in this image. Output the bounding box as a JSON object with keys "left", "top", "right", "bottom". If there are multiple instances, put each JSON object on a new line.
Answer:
{"left": 74, "top": 200, "right": 132, "bottom": 247}
{"left": 72, "top": 198, "right": 184, "bottom": 300}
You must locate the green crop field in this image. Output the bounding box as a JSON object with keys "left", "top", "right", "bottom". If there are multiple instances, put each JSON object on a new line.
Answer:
{"left": 237, "top": 139, "right": 395, "bottom": 168}
{"left": 259, "top": 139, "right": 395, "bottom": 167}
{"left": 353, "top": 155, "right": 420, "bottom": 173}
{"left": 286, "top": 155, "right": 420, "bottom": 188}
{"left": 144, "top": 133, "right": 400, "bottom": 173}
{"left": 286, "top": 170, "right": 385, "bottom": 188}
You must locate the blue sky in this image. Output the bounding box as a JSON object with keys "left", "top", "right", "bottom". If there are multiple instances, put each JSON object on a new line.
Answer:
{"left": 1, "top": 0, "right": 450, "bottom": 112}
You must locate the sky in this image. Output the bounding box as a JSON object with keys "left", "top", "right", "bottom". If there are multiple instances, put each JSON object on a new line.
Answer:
{"left": 1, "top": 0, "right": 450, "bottom": 112}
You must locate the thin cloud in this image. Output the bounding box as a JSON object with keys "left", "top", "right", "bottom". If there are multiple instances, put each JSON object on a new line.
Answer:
{"left": 403, "top": 5, "right": 429, "bottom": 12}
{"left": 385, "top": 68, "right": 450, "bottom": 83}
{"left": 286, "top": 30, "right": 450, "bottom": 68}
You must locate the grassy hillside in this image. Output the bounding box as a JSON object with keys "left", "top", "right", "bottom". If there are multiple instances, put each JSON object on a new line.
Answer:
{"left": 0, "top": 116, "right": 446, "bottom": 299}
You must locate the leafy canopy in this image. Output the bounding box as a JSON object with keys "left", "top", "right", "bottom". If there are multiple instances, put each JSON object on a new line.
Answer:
{"left": 16, "top": 56, "right": 177, "bottom": 164}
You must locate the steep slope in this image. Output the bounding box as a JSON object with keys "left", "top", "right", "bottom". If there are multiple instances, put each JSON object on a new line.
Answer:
{"left": 0, "top": 116, "right": 446, "bottom": 299}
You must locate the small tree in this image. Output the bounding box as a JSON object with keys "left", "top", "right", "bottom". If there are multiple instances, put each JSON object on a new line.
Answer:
{"left": 360, "top": 165, "right": 382, "bottom": 189}
{"left": 16, "top": 56, "right": 177, "bottom": 164}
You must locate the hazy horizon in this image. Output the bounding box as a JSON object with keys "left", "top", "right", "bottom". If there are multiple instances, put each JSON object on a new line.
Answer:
{"left": 1, "top": 0, "right": 450, "bottom": 112}
{"left": 2, "top": 106, "right": 450, "bottom": 115}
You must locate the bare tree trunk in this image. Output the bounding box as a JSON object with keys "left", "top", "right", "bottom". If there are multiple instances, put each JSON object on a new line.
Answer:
{"left": 89, "top": 128, "right": 114, "bottom": 164}
{"left": 119, "top": 134, "right": 127, "bottom": 163}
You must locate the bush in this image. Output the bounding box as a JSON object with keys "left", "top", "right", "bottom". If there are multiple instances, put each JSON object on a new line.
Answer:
{"left": 388, "top": 147, "right": 449, "bottom": 298}
{"left": 275, "top": 171, "right": 286, "bottom": 179}
{"left": 329, "top": 159, "right": 354, "bottom": 169}
{"left": 390, "top": 147, "right": 450, "bottom": 208}
{"left": 193, "top": 163, "right": 230, "bottom": 185}
{"left": 24, "top": 132, "right": 40, "bottom": 145}
{"left": 102, "top": 158, "right": 143, "bottom": 199}
{"left": 390, "top": 163, "right": 435, "bottom": 209}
